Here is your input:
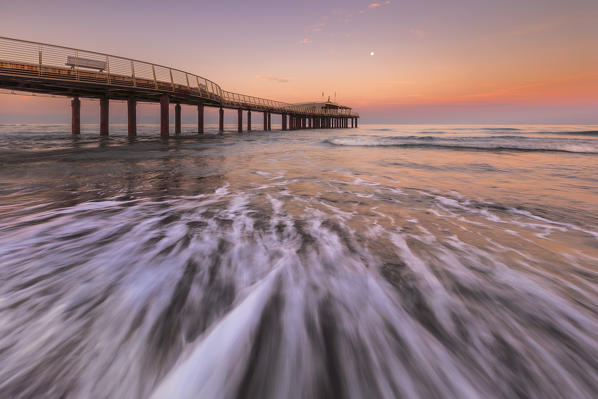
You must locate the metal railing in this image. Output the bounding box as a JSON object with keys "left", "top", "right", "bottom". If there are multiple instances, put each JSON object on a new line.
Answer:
{"left": 0, "top": 36, "right": 359, "bottom": 118}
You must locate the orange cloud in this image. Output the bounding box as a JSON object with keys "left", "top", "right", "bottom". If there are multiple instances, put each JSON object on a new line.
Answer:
{"left": 369, "top": 1, "right": 390, "bottom": 8}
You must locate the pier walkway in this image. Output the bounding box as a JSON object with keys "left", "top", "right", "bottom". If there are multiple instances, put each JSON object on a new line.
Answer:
{"left": 0, "top": 37, "right": 359, "bottom": 136}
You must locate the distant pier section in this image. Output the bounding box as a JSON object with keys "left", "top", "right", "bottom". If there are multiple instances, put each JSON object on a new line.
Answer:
{"left": 0, "top": 36, "right": 359, "bottom": 136}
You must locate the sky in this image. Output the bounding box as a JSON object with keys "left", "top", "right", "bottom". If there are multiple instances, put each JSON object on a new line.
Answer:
{"left": 1, "top": 0, "right": 597, "bottom": 124}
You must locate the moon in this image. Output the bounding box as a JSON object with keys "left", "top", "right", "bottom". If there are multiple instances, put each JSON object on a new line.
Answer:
{"left": 370, "top": 51, "right": 375, "bottom": 56}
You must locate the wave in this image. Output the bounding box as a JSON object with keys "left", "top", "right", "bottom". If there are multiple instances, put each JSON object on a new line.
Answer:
{"left": 324, "top": 137, "right": 598, "bottom": 154}
{"left": 543, "top": 130, "right": 598, "bottom": 137}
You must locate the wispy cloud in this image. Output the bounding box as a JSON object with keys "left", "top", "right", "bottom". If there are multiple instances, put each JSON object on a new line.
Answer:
{"left": 255, "top": 75, "right": 292, "bottom": 83}
{"left": 369, "top": 1, "right": 390, "bottom": 9}
{"left": 410, "top": 28, "right": 426, "bottom": 38}
{"left": 299, "top": 38, "right": 312, "bottom": 45}
{"left": 306, "top": 22, "right": 326, "bottom": 33}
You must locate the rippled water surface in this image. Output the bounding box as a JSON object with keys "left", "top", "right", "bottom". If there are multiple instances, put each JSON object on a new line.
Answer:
{"left": 1, "top": 123, "right": 598, "bottom": 399}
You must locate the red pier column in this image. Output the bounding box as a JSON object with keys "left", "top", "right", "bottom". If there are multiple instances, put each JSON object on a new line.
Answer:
{"left": 197, "top": 104, "right": 204, "bottom": 134}
{"left": 175, "top": 104, "right": 182, "bottom": 135}
{"left": 127, "top": 98, "right": 136, "bottom": 137}
{"left": 247, "top": 110, "right": 252, "bottom": 131}
{"left": 100, "top": 97, "right": 109, "bottom": 136}
{"left": 71, "top": 96, "right": 80, "bottom": 135}
{"left": 160, "top": 94, "right": 169, "bottom": 137}
{"left": 238, "top": 109, "right": 243, "bottom": 133}
{"left": 219, "top": 107, "right": 224, "bottom": 133}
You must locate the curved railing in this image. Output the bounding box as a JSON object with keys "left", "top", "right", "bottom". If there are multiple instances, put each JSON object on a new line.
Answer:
{"left": 0, "top": 36, "right": 359, "bottom": 118}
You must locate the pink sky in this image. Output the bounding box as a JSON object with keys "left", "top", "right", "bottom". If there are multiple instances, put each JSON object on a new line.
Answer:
{"left": 1, "top": 0, "right": 597, "bottom": 123}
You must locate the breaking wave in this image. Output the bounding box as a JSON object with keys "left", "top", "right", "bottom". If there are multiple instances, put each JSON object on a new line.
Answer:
{"left": 325, "top": 136, "right": 598, "bottom": 153}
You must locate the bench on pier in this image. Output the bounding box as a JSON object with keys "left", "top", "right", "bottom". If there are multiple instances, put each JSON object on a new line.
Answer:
{"left": 65, "top": 56, "right": 106, "bottom": 72}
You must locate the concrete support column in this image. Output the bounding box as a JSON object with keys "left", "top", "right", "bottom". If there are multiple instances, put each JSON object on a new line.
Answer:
{"left": 247, "top": 110, "right": 252, "bottom": 131}
{"left": 267, "top": 112, "right": 272, "bottom": 131}
{"left": 282, "top": 114, "right": 287, "bottom": 131}
{"left": 71, "top": 96, "right": 80, "bottom": 135}
{"left": 127, "top": 97, "right": 136, "bottom": 137}
{"left": 263, "top": 112, "right": 268, "bottom": 131}
{"left": 219, "top": 107, "right": 224, "bottom": 133}
{"left": 197, "top": 104, "right": 204, "bottom": 134}
{"left": 160, "top": 94, "right": 169, "bottom": 137}
{"left": 237, "top": 109, "right": 243, "bottom": 133}
{"left": 100, "top": 97, "right": 109, "bottom": 136}
{"left": 356, "top": 118, "right": 358, "bottom": 128}
{"left": 175, "top": 103, "right": 182, "bottom": 135}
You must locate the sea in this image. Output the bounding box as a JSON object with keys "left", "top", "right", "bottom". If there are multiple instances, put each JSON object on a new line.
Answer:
{"left": 0, "top": 123, "right": 597, "bottom": 399}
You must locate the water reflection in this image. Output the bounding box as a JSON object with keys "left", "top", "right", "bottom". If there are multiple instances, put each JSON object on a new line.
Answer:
{"left": 0, "top": 124, "right": 597, "bottom": 398}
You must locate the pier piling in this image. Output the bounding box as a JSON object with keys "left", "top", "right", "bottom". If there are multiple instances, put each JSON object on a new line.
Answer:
{"left": 197, "top": 104, "right": 204, "bottom": 134}
{"left": 175, "top": 104, "right": 181, "bottom": 135}
{"left": 219, "top": 107, "right": 224, "bottom": 133}
{"left": 127, "top": 98, "right": 136, "bottom": 137}
{"left": 160, "top": 94, "right": 169, "bottom": 137}
{"left": 71, "top": 96, "right": 80, "bottom": 135}
{"left": 100, "top": 98, "right": 109, "bottom": 136}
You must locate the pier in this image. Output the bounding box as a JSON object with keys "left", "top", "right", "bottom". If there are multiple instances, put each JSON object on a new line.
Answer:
{"left": 0, "top": 37, "right": 359, "bottom": 136}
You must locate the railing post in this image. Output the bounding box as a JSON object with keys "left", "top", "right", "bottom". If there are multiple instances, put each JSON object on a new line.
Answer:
{"left": 169, "top": 69, "right": 175, "bottom": 91}
{"left": 106, "top": 55, "right": 110, "bottom": 85}
{"left": 38, "top": 48, "right": 42, "bottom": 77}
{"left": 131, "top": 61, "right": 136, "bottom": 87}
{"left": 152, "top": 65, "right": 158, "bottom": 89}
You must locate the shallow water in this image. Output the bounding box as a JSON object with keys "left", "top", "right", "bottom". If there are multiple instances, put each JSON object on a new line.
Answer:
{"left": 1, "top": 123, "right": 597, "bottom": 399}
